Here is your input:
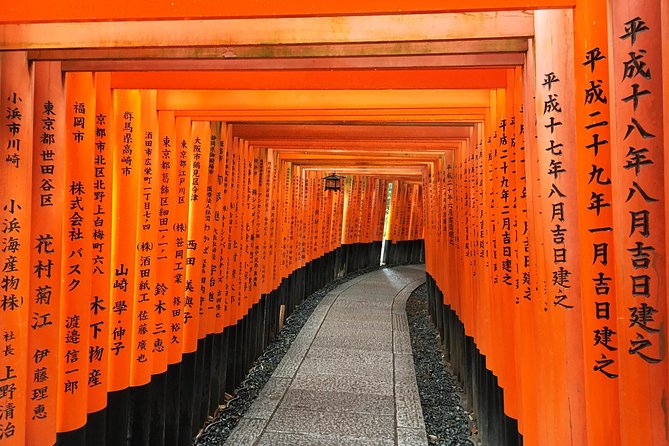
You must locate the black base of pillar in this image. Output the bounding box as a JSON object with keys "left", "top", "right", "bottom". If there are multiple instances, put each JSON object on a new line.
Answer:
{"left": 128, "top": 381, "right": 152, "bottom": 445}
{"left": 106, "top": 388, "right": 129, "bottom": 446}
{"left": 426, "top": 273, "right": 522, "bottom": 446}
{"left": 178, "top": 351, "right": 197, "bottom": 446}
{"left": 86, "top": 407, "right": 106, "bottom": 446}
{"left": 56, "top": 424, "right": 86, "bottom": 446}
{"left": 149, "top": 371, "right": 167, "bottom": 446}
{"left": 164, "top": 362, "right": 181, "bottom": 446}
{"left": 384, "top": 239, "right": 425, "bottom": 265}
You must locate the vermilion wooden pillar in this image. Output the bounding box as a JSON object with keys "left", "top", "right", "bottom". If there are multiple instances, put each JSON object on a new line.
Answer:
{"left": 533, "top": 9, "right": 586, "bottom": 446}
{"left": 609, "top": 2, "right": 668, "bottom": 445}
{"left": 106, "top": 89, "right": 141, "bottom": 445}
{"left": 212, "top": 123, "right": 228, "bottom": 334}
{"left": 521, "top": 35, "right": 548, "bottom": 446}
{"left": 125, "top": 90, "right": 159, "bottom": 444}
{"left": 86, "top": 71, "right": 113, "bottom": 443}
{"left": 443, "top": 150, "right": 456, "bottom": 317}
{"left": 230, "top": 137, "right": 242, "bottom": 323}
{"left": 0, "top": 51, "right": 33, "bottom": 446}
{"left": 221, "top": 125, "right": 234, "bottom": 329}
{"left": 573, "top": 1, "right": 621, "bottom": 445}
{"left": 128, "top": 90, "right": 158, "bottom": 390}
{"left": 468, "top": 127, "right": 484, "bottom": 372}
{"left": 663, "top": 4, "right": 669, "bottom": 430}
{"left": 151, "top": 109, "right": 177, "bottom": 446}
{"left": 183, "top": 121, "right": 210, "bottom": 354}
{"left": 57, "top": 71, "right": 95, "bottom": 442}
{"left": 202, "top": 122, "right": 221, "bottom": 338}
{"left": 483, "top": 90, "right": 501, "bottom": 398}
{"left": 177, "top": 121, "right": 210, "bottom": 444}
{"left": 513, "top": 64, "right": 539, "bottom": 444}
{"left": 168, "top": 116, "right": 191, "bottom": 364}
{"left": 26, "top": 61, "right": 64, "bottom": 446}
{"left": 162, "top": 115, "right": 190, "bottom": 446}
{"left": 503, "top": 68, "right": 521, "bottom": 429}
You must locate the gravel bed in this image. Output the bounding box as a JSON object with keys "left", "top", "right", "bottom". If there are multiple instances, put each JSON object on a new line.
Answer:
{"left": 406, "top": 283, "right": 477, "bottom": 446}
{"left": 193, "top": 266, "right": 382, "bottom": 445}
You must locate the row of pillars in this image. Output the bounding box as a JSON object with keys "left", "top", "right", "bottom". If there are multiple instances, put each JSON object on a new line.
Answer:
{"left": 0, "top": 57, "right": 422, "bottom": 445}
{"left": 424, "top": 4, "right": 668, "bottom": 446}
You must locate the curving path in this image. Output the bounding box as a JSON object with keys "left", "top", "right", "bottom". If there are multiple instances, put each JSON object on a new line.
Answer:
{"left": 225, "top": 265, "right": 428, "bottom": 446}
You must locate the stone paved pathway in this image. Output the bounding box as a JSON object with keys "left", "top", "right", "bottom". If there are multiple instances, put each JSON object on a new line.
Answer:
{"left": 225, "top": 265, "right": 428, "bottom": 446}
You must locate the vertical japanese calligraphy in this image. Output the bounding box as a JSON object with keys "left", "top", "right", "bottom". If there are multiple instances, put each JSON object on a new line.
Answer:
{"left": 26, "top": 61, "right": 65, "bottom": 446}
{"left": 574, "top": 0, "right": 621, "bottom": 444}
{"left": 533, "top": 10, "right": 587, "bottom": 445}
{"left": 154, "top": 110, "right": 176, "bottom": 375}
{"left": 129, "top": 90, "right": 157, "bottom": 390}
{"left": 88, "top": 72, "right": 113, "bottom": 420}
{"left": 107, "top": 89, "right": 142, "bottom": 445}
{"left": 169, "top": 117, "right": 191, "bottom": 365}
{"left": 609, "top": 3, "right": 668, "bottom": 445}
{"left": 57, "top": 71, "right": 95, "bottom": 437}
{"left": 0, "top": 51, "right": 33, "bottom": 446}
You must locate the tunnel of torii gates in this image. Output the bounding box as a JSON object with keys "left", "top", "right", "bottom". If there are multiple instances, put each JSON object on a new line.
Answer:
{"left": 0, "top": 0, "right": 668, "bottom": 445}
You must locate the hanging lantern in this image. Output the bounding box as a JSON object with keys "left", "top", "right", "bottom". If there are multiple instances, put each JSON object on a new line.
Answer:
{"left": 323, "top": 172, "right": 342, "bottom": 192}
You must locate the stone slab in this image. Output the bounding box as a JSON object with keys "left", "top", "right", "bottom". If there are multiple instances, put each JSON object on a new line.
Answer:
{"left": 280, "top": 388, "right": 395, "bottom": 415}
{"left": 311, "top": 332, "right": 393, "bottom": 351}
{"left": 290, "top": 371, "right": 394, "bottom": 396}
{"left": 306, "top": 346, "right": 393, "bottom": 363}
{"left": 319, "top": 318, "right": 393, "bottom": 332}
{"left": 265, "top": 408, "right": 395, "bottom": 440}
{"left": 297, "top": 356, "right": 394, "bottom": 381}
{"left": 325, "top": 309, "right": 391, "bottom": 322}
{"left": 397, "top": 427, "right": 429, "bottom": 446}
{"left": 257, "top": 431, "right": 393, "bottom": 446}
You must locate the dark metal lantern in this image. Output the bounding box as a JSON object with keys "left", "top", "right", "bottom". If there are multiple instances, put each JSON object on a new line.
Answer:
{"left": 323, "top": 172, "right": 342, "bottom": 191}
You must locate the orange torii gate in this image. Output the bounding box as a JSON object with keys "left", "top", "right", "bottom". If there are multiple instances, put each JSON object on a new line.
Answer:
{"left": 0, "top": 1, "right": 668, "bottom": 445}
